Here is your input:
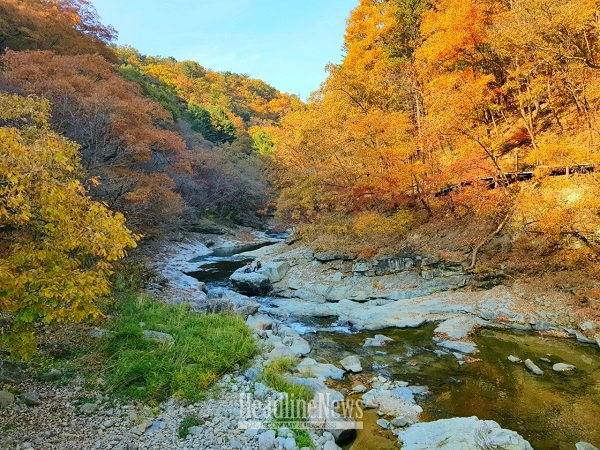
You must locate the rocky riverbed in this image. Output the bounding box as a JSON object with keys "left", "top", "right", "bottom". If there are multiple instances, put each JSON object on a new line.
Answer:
{"left": 4, "top": 228, "right": 598, "bottom": 450}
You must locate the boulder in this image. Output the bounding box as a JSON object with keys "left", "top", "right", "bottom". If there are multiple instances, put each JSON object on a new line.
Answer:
{"left": 362, "top": 389, "right": 421, "bottom": 423}
{"left": 294, "top": 358, "right": 345, "bottom": 381}
{"left": 0, "top": 390, "right": 15, "bottom": 408}
{"left": 508, "top": 355, "right": 522, "bottom": 363}
{"left": 21, "top": 391, "right": 41, "bottom": 406}
{"left": 39, "top": 368, "right": 63, "bottom": 381}
{"left": 552, "top": 363, "right": 576, "bottom": 372}
{"left": 0, "top": 360, "right": 24, "bottom": 384}
{"left": 576, "top": 442, "right": 599, "bottom": 450}
{"left": 340, "top": 355, "right": 362, "bottom": 373}
{"left": 397, "top": 416, "right": 533, "bottom": 450}
{"left": 260, "top": 261, "right": 290, "bottom": 283}
{"left": 230, "top": 269, "right": 272, "bottom": 296}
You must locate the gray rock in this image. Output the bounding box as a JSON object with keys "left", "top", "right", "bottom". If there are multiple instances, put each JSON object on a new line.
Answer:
{"left": 363, "top": 335, "right": 394, "bottom": 347}
{"left": 340, "top": 355, "right": 362, "bottom": 373}
{"left": 552, "top": 363, "right": 576, "bottom": 372}
{"left": 580, "top": 322, "right": 596, "bottom": 331}
{"left": 80, "top": 402, "right": 98, "bottom": 414}
{"left": 362, "top": 389, "right": 421, "bottom": 422}
{"left": 352, "top": 384, "right": 367, "bottom": 393}
{"left": 40, "top": 368, "right": 63, "bottom": 381}
{"left": 258, "top": 429, "right": 276, "bottom": 450}
{"left": 575, "top": 332, "right": 596, "bottom": 344}
{"left": 524, "top": 359, "right": 544, "bottom": 376}
{"left": 0, "top": 360, "right": 24, "bottom": 384}
{"left": 539, "top": 357, "right": 552, "bottom": 364}
{"left": 230, "top": 439, "right": 244, "bottom": 449}
{"left": 398, "top": 416, "right": 533, "bottom": 449}
{"left": 508, "top": 355, "right": 522, "bottom": 363}
{"left": 188, "top": 425, "right": 203, "bottom": 437}
{"left": 391, "top": 416, "right": 409, "bottom": 428}
{"left": 576, "top": 442, "right": 599, "bottom": 450}
{"left": 377, "top": 418, "right": 390, "bottom": 429}
{"left": 364, "top": 399, "right": 379, "bottom": 409}
{"left": 323, "top": 442, "right": 341, "bottom": 450}
{"left": 142, "top": 330, "right": 174, "bottom": 344}
{"left": 230, "top": 269, "right": 272, "bottom": 296}
{"left": 0, "top": 390, "right": 15, "bottom": 408}
{"left": 247, "top": 314, "right": 275, "bottom": 331}
{"left": 89, "top": 327, "right": 113, "bottom": 338}
{"left": 294, "top": 358, "right": 345, "bottom": 380}
{"left": 244, "top": 367, "right": 262, "bottom": 381}
{"left": 260, "top": 261, "right": 290, "bottom": 283}
{"left": 437, "top": 340, "right": 478, "bottom": 354}
{"left": 254, "top": 382, "right": 270, "bottom": 401}
{"left": 283, "top": 437, "right": 297, "bottom": 450}
{"left": 289, "top": 337, "right": 311, "bottom": 356}
{"left": 21, "top": 391, "right": 41, "bottom": 406}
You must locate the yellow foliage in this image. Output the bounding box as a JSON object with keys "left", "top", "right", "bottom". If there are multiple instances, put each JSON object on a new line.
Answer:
{"left": 0, "top": 93, "right": 139, "bottom": 359}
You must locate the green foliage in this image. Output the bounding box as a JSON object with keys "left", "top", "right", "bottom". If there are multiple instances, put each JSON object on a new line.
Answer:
{"left": 178, "top": 416, "right": 204, "bottom": 439}
{"left": 99, "top": 294, "right": 256, "bottom": 402}
{"left": 187, "top": 102, "right": 237, "bottom": 143}
{"left": 0, "top": 93, "right": 139, "bottom": 359}
{"left": 117, "top": 64, "right": 184, "bottom": 121}
{"left": 251, "top": 129, "right": 275, "bottom": 154}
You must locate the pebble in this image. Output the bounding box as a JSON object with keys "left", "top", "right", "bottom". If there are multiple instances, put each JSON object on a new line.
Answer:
{"left": 377, "top": 418, "right": 390, "bottom": 429}
{"left": 524, "top": 359, "right": 544, "bottom": 376}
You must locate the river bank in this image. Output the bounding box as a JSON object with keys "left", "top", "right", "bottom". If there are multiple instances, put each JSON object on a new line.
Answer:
{"left": 150, "top": 228, "right": 599, "bottom": 449}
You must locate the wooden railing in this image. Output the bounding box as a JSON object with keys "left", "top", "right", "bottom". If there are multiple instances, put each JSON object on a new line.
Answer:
{"left": 434, "top": 163, "right": 599, "bottom": 197}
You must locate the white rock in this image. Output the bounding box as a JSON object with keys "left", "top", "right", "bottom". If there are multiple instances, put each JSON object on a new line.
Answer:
{"left": 340, "top": 355, "right": 362, "bottom": 373}
{"left": 524, "top": 359, "right": 544, "bottom": 376}
{"left": 552, "top": 363, "right": 576, "bottom": 372}
{"left": 397, "top": 416, "right": 533, "bottom": 450}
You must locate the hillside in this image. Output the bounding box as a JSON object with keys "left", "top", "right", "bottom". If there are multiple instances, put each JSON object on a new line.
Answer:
{"left": 271, "top": 0, "right": 600, "bottom": 285}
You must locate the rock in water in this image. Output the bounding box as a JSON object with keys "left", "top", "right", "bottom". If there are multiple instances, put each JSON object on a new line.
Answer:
{"left": 397, "top": 416, "right": 534, "bottom": 450}
{"left": 363, "top": 334, "right": 394, "bottom": 347}
{"left": 524, "top": 359, "right": 544, "bottom": 376}
{"left": 230, "top": 270, "right": 272, "bottom": 296}
{"left": 340, "top": 355, "right": 362, "bottom": 373}
{"left": 552, "top": 363, "right": 576, "bottom": 372}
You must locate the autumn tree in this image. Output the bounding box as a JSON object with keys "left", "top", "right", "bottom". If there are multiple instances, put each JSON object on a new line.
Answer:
{"left": 0, "top": 0, "right": 116, "bottom": 60}
{"left": 0, "top": 50, "right": 187, "bottom": 234}
{"left": 0, "top": 93, "right": 138, "bottom": 359}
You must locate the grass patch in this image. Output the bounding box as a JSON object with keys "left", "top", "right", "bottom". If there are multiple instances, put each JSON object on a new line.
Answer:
{"left": 97, "top": 293, "right": 256, "bottom": 402}
{"left": 178, "top": 415, "right": 204, "bottom": 439}
{"left": 264, "top": 358, "right": 315, "bottom": 448}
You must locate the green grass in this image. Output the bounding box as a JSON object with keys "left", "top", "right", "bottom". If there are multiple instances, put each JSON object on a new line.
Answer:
{"left": 264, "top": 358, "right": 315, "bottom": 448}
{"left": 178, "top": 415, "right": 204, "bottom": 438}
{"left": 98, "top": 293, "right": 256, "bottom": 402}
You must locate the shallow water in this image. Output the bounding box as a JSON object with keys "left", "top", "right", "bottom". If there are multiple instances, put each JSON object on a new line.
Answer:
{"left": 303, "top": 325, "right": 600, "bottom": 450}
{"left": 183, "top": 246, "right": 599, "bottom": 449}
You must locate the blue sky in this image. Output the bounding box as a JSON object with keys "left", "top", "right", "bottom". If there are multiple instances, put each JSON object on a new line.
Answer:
{"left": 91, "top": 0, "right": 358, "bottom": 99}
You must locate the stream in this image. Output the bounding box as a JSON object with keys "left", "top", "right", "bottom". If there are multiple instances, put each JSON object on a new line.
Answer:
{"left": 186, "top": 243, "right": 600, "bottom": 450}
